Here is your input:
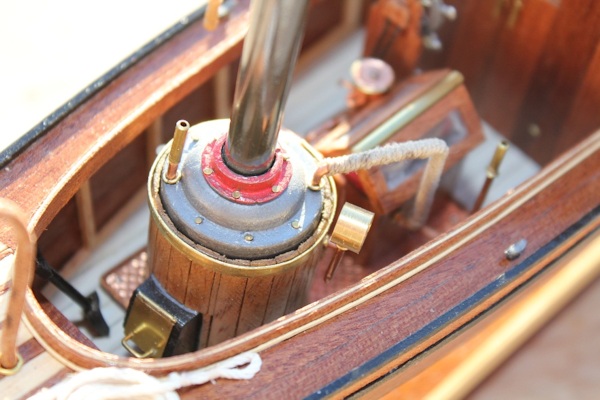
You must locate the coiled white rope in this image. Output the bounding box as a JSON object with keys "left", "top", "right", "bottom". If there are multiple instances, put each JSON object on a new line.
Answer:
{"left": 28, "top": 352, "right": 262, "bottom": 400}
{"left": 313, "top": 139, "right": 449, "bottom": 228}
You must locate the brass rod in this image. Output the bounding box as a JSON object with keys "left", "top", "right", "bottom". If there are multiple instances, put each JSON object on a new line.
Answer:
{"left": 472, "top": 140, "right": 509, "bottom": 212}
{"left": 146, "top": 117, "right": 164, "bottom": 170}
{"left": 75, "top": 180, "right": 97, "bottom": 248}
{"left": 325, "top": 245, "right": 346, "bottom": 282}
{"left": 472, "top": 178, "right": 493, "bottom": 213}
{"left": 351, "top": 71, "right": 464, "bottom": 153}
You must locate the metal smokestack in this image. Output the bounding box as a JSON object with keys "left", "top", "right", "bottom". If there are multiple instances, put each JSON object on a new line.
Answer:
{"left": 224, "top": 0, "right": 310, "bottom": 175}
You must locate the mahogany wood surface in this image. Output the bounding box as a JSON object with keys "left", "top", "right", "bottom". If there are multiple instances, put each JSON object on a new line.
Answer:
{"left": 425, "top": 0, "right": 600, "bottom": 165}
{"left": 365, "top": 229, "right": 600, "bottom": 399}
{"left": 312, "top": 69, "right": 483, "bottom": 215}
{"left": 558, "top": 40, "right": 600, "bottom": 155}
{"left": 304, "top": 0, "right": 345, "bottom": 51}
{"left": 37, "top": 198, "right": 82, "bottom": 268}
{"left": 148, "top": 201, "right": 327, "bottom": 348}
{"left": 363, "top": 0, "right": 423, "bottom": 79}
{"left": 90, "top": 134, "right": 149, "bottom": 231}
{"left": 162, "top": 79, "right": 218, "bottom": 139}
{"left": 477, "top": 0, "right": 556, "bottom": 136}
{"left": 443, "top": 0, "right": 505, "bottom": 103}
{"left": 512, "top": 0, "right": 600, "bottom": 164}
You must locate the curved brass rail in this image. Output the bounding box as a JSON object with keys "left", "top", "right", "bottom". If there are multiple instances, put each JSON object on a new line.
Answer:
{"left": 0, "top": 199, "right": 36, "bottom": 375}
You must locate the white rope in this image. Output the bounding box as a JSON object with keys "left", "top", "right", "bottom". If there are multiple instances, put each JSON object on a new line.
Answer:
{"left": 316, "top": 139, "right": 449, "bottom": 228}
{"left": 28, "top": 352, "right": 262, "bottom": 400}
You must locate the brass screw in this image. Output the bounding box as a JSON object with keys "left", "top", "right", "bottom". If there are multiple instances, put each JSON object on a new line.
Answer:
{"left": 528, "top": 123, "right": 541, "bottom": 138}
{"left": 195, "top": 217, "right": 204, "bottom": 224}
{"left": 244, "top": 234, "right": 254, "bottom": 242}
{"left": 291, "top": 220, "right": 301, "bottom": 229}
{"left": 232, "top": 190, "right": 241, "bottom": 199}
{"left": 203, "top": 167, "right": 214, "bottom": 175}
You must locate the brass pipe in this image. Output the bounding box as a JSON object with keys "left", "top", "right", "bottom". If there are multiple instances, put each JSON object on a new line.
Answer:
{"left": 486, "top": 140, "right": 509, "bottom": 179}
{"left": 324, "top": 245, "right": 346, "bottom": 282}
{"left": 225, "top": 0, "right": 310, "bottom": 176}
{"left": 472, "top": 140, "right": 509, "bottom": 212}
{"left": 164, "top": 120, "right": 190, "bottom": 182}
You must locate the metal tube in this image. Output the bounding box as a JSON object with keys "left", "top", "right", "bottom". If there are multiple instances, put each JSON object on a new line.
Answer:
{"left": 472, "top": 140, "right": 509, "bottom": 212}
{"left": 165, "top": 120, "right": 190, "bottom": 182}
{"left": 225, "top": 0, "right": 310, "bottom": 175}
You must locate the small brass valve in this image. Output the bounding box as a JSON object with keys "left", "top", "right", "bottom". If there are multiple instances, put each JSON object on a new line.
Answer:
{"left": 325, "top": 203, "right": 375, "bottom": 281}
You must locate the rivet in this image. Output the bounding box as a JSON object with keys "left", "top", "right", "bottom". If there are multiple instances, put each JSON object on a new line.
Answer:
{"left": 291, "top": 220, "right": 301, "bottom": 229}
{"left": 244, "top": 234, "right": 254, "bottom": 242}
{"left": 232, "top": 190, "right": 241, "bottom": 199}
{"left": 195, "top": 217, "right": 203, "bottom": 224}
{"left": 528, "top": 123, "right": 541, "bottom": 138}
{"left": 505, "top": 239, "right": 527, "bottom": 261}
{"left": 272, "top": 185, "right": 281, "bottom": 193}
{"left": 203, "top": 167, "right": 214, "bottom": 175}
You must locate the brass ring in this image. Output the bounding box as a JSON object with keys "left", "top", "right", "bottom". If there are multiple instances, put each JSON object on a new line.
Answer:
{"left": 0, "top": 353, "right": 23, "bottom": 376}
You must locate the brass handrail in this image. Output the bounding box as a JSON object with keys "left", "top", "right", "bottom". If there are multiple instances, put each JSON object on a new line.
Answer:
{"left": 0, "top": 199, "right": 36, "bottom": 375}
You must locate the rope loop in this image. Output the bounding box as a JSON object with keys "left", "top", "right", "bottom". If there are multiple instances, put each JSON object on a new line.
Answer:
{"left": 29, "top": 352, "right": 262, "bottom": 400}
{"left": 312, "top": 139, "right": 449, "bottom": 228}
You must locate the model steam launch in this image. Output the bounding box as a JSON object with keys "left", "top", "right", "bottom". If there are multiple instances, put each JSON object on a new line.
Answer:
{"left": 124, "top": 0, "right": 344, "bottom": 356}
{"left": 0, "top": 0, "right": 599, "bottom": 398}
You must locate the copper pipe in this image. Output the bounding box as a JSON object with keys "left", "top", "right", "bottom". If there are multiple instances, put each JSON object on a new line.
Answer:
{"left": 203, "top": 0, "right": 224, "bottom": 31}
{"left": 0, "top": 199, "right": 36, "bottom": 373}
{"left": 225, "top": 0, "right": 310, "bottom": 175}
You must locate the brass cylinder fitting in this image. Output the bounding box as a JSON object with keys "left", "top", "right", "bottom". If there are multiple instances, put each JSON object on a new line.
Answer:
{"left": 164, "top": 120, "right": 190, "bottom": 183}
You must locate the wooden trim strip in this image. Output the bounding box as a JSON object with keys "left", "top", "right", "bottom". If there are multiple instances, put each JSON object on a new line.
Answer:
{"left": 74, "top": 181, "right": 97, "bottom": 249}
{"left": 146, "top": 118, "right": 164, "bottom": 170}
